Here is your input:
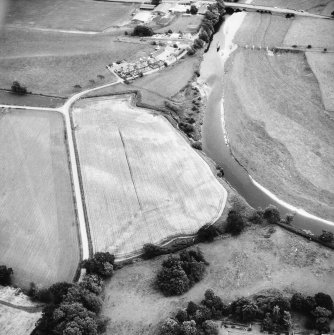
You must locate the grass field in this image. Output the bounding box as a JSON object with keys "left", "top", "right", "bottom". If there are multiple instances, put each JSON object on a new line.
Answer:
{"left": 0, "top": 109, "right": 79, "bottom": 289}
{"left": 133, "top": 56, "right": 200, "bottom": 103}
{"left": 233, "top": 12, "right": 292, "bottom": 47}
{"left": 306, "top": 53, "right": 334, "bottom": 112}
{"left": 73, "top": 95, "right": 226, "bottom": 257}
{"left": 102, "top": 224, "right": 334, "bottom": 335}
{"left": 155, "top": 15, "right": 203, "bottom": 34}
{"left": 0, "top": 304, "right": 41, "bottom": 335}
{"left": 0, "top": 90, "right": 65, "bottom": 108}
{"left": 283, "top": 17, "right": 334, "bottom": 48}
{"left": 223, "top": 49, "right": 334, "bottom": 220}
{"left": 5, "top": 0, "right": 137, "bottom": 32}
{"left": 0, "top": 29, "right": 154, "bottom": 96}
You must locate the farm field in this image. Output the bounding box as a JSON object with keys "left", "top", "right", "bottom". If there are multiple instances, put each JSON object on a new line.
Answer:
{"left": 223, "top": 49, "right": 334, "bottom": 220}
{"left": 0, "top": 29, "right": 154, "bottom": 96}
{"left": 0, "top": 304, "right": 42, "bottom": 335}
{"left": 283, "top": 17, "right": 334, "bottom": 48}
{"left": 233, "top": 12, "right": 292, "bottom": 47}
{"left": 306, "top": 52, "right": 334, "bottom": 112}
{"left": 72, "top": 95, "right": 226, "bottom": 257}
{"left": 0, "top": 109, "right": 79, "bottom": 289}
{"left": 5, "top": 0, "right": 137, "bottom": 32}
{"left": 102, "top": 224, "right": 334, "bottom": 335}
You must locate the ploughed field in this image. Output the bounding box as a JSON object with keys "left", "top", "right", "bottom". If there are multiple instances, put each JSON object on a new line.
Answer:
{"left": 72, "top": 95, "right": 226, "bottom": 258}
{"left": 0, "top": 109, "right": 80, "bottom": 288}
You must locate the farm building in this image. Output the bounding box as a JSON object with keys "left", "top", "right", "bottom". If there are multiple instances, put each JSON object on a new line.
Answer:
{"left": 131, "top": 11, "right": 152, "bottom": 24}
{"left": 171, "top": 4, "right": 189, "bottom": 13}
{"left": 153, "top": 3, "right": 172, "bottom": 16}
{"left": 139, "top": 3, "right": 156, "bottom": 10}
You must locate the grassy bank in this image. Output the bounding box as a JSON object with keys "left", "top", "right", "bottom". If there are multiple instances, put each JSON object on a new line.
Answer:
{"left": 102, "top": 224, "right": 334, "bottom": 335}
{"left": 223, "top": 48, "right": 334, "bottom": 220}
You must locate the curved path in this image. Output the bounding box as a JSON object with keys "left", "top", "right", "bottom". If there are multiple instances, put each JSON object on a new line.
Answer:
{"left": 0, "top": 299, "right": 43, "bottom": 313}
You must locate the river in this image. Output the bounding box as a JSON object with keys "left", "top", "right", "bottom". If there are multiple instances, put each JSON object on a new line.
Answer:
{"left": 199, "top": 13, "right": 334, "bottom": 235}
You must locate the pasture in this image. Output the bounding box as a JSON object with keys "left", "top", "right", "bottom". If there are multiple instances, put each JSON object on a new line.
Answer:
{"left": 283, "top": 17, "right": 334, "bottom": 48}
{"left": 133, "top": 56, "right": 200, "bottom": 103}
{"left": 233, "top": 12, "right": 292, "bottom": 47}
{"left": 0, "top": 304, "right": 41, "bottom": 335}
{"left": 155, "top": 15, "right": 203, "bottom": 34}
{"left": 306, "top": 53, "right": 334, "bottom": 112}
{"left": 72, "top": 95, "right": 226, "bottom": 258}
{"left": 0, "top": 109, "right": 80, "bottom": 289}
{"left": 5, "top": 0, "right": 137, "bottom": 32}
{"left": 0, "top": 29, "right": 154, "bottom": 96}
{"left": 102, "top": 224, "right": 334, "bottom": 335}
{"left": 223, "top": 49, "right": 334, "bottom": 220}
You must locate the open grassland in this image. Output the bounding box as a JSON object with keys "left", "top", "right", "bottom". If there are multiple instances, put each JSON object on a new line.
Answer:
{"left": 306, "top": 53, "right": 334, "bottom": 112}
{"left": 233, "top": 12, "right": 291, "bottom": 47}
{"left": 6, "top": 0, "right": 136, "bottom": 32}
{"left": 283, "top": 17, "right": 334, "bottom": 48}
{"left": 223, "top": 49, "right": 334, "bottom": 220}
{"left": 0, "top": 110, "right": 79, "bottom": 289}
{"left": 155, "top": 15, "right": 203, "bottom": 34}
{"left": 73, "top": 95, "right": 226, "bottom": 257}
{"left": 133, "top": 56, "right": 200, "bottom": 105}
{"left": 0, "top": 29, "right": 154, "bottom": 96}
{"left": 0, "top": 304, "right": 41, "bottom": 335}
{"left": 102, "top": 224, "right": 334, "bottom": 335}
{"left": 240, "top": 0, "right": 333, "bottom": 14}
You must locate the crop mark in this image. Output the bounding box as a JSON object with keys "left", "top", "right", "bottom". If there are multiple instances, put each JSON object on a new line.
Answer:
{"left": 118, "top": 128, "right": 144, "bottom": 212}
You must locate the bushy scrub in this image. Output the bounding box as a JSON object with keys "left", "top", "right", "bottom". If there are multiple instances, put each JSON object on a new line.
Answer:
{"left": 156, "top": 249, "right": 208, "bottom": 296}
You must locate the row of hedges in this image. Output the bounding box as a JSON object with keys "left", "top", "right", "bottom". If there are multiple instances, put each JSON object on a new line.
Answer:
{"left": 188, "top": 0, "right": 226, "bottom": 55}
{"left": 31, "top": 252, "right": 115, "bottom": 335}
{"left": 160, "top": 289, "right": 334, "bottom": 335}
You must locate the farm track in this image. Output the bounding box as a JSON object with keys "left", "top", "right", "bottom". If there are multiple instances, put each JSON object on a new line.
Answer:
{"left": 0, "top": 300, "right": 43, "bottom": 313}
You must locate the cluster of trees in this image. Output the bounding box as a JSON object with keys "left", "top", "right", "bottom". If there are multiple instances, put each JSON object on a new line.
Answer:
{"left": 32, "top": 252, "right": 115, "bottom": 335}
{"left": 189, "top": 0, "right": 225, "bottom": 55}
{"left": 318, "top": 230, "right": 334, "bottom": 244}
{"left": 160, "top": 289, "right": 223, "bottom": 335}
{"left": 160, "top": 289, "right": 334, "bottom": 335}
{"left": 291, "top": 292, "right": 334, "bottom": 333}
{"left": 249, "top": 205, "right": 293, "bottom": 226}
{"left": 156, "top": 249, "right": 208, "bottom": 296}
{"left": 132, "top": 25, "right": 154, "bottom": 37}
{"left": 0, "top": 265, "right": 13, "bottom": 286}
{"left": 11, "top": 81, "right": 27, "bottom": 95}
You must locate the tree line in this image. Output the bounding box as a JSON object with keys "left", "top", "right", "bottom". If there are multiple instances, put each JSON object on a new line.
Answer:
{"left": 159, "top": 289, "right": 334, "bottom": 335}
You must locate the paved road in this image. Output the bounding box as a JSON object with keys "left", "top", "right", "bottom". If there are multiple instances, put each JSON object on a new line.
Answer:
{"left": 0, "top": 77, "right": 123, "bottom": 280}
{"left": 224, "top": 2, "right": 333, "bottom": 19}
